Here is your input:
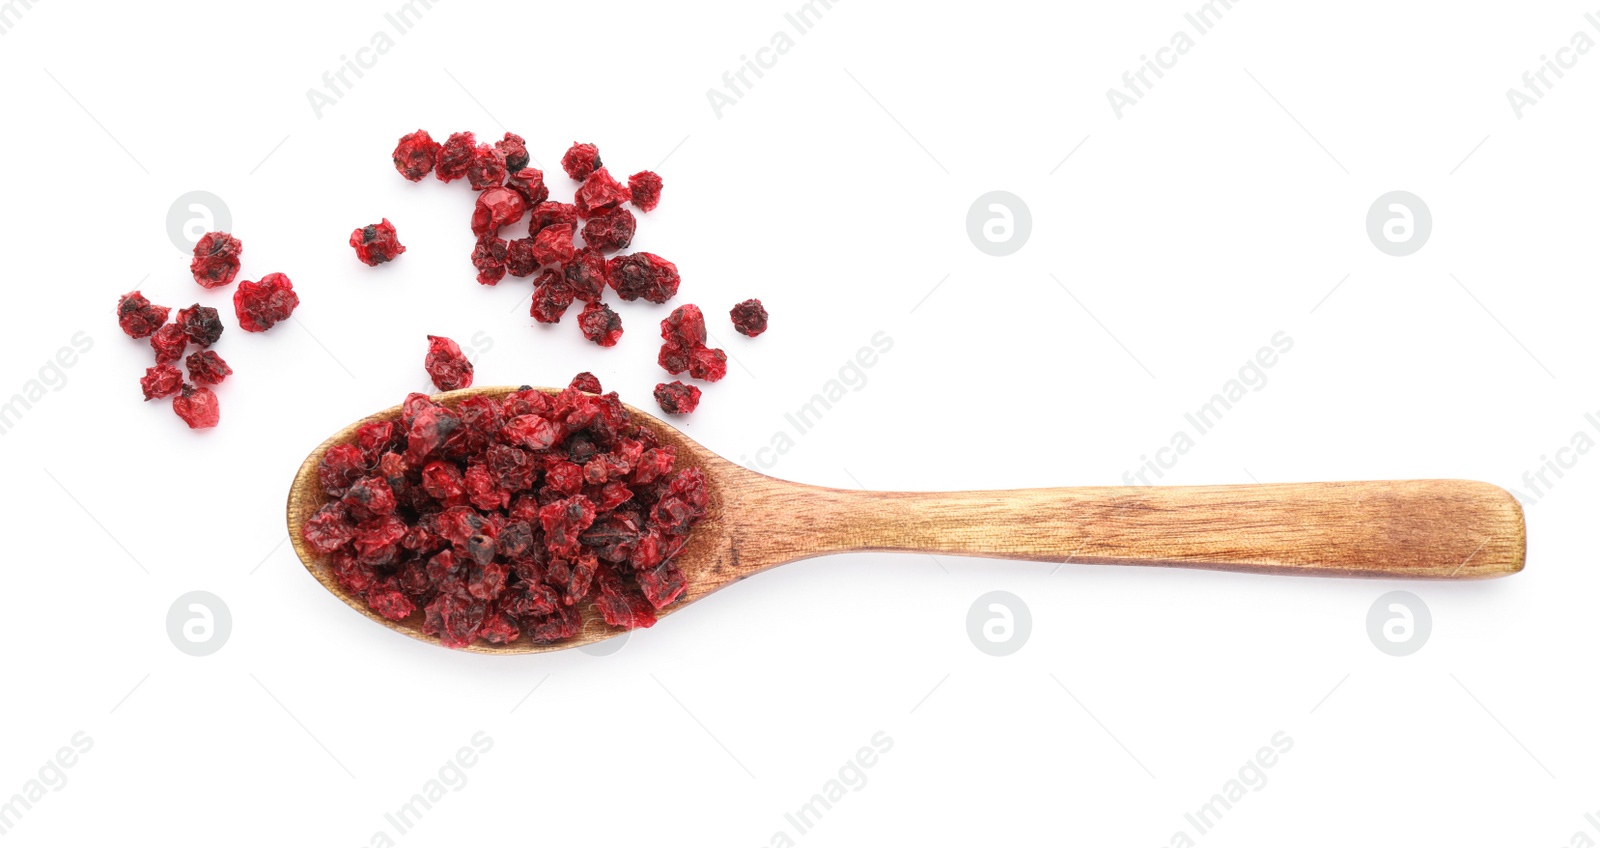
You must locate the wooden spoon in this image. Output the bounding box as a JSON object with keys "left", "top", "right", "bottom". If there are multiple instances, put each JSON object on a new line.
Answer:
{"left": 287, "top": 386, "right": 1526, "bottom": 654}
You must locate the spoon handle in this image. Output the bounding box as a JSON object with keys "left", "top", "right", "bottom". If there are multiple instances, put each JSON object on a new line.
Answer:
{"left": 773, "top": 479, "right": 1524, "bottom": 578}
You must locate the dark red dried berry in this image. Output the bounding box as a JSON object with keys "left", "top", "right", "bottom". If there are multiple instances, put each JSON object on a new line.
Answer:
{"left": 563, "top": 248, "right": 608, "bottom": 302}
{"left": 529, "top": 201, "right": 579, "bottom": 237}
{"left": 175, "top": 304, "right": 223, "bottom": 347}
{"left": 424, "top": 335, "right": 474, "bottom": 391}
{"left": 730, "top": 298, "right": 768, "bottom": 336}
{"left": 608, "top": 252, "right": 681, "bottom": 304}
{"left": 531, "top": 271, "right": 575, "bottom": 324}
{"left": 561, "top": 142, "right": 601, "bottom": 181}
{"left": 140, "top": 364, "right": 183, "bottom": 400}
{"left": 661, "top": 304, "right": 707, "bottom": 348}
{"left": 150, "top": 323, "right": 188, "bottom": 364}
{"left": 569, "top": 372, "right": 602, "bottom": 394}
{"left": 186, "top": 350, "right": 232, "bottom": 386}
{"left": 531, "top": 223, "right": 577, "bottom": 267}
{"left": 466, "top": 144, "right": 507, "bottom": 191}
{"left": 506, "top": 168, "right": 549, "bottom": 206}
{"left": 658, "top": 342, "right": 691, "bottom": 375}
{"left": 580, "top": 206, "right": 636, "bottom": 253}
{"left": 190, "top": 232, "right": 243, "bottom": 289}
{"left": 654, "top": 381, "right": 700, "bottom": 415}
{"left": 574, "top": 167, "right": 631, "bottom": 217}
{"left": 471, "top": 187, "right": 527, "bottom": 236}
{"left": 495, "top": 132, "right": 529, "bottom": 172}
{"left": 688, "top": 347, "right": 727, "bottom": 382}
{"left": 628, "top": 170, "right": 663, "bottom": 212}
{"left": 505, "top": 238, "right": 540, "bottom": 278}
{"left": 117, "top": 291, "right": 170, "bottom": 339}
{"left": 471, "top": 234, "right": 509, "bottom": 286}
{"left": 435, "top": 132, "right": 477, "bottom": 183}
{"left": 173, "top": 384, "right": 219, "bottom": 429}
{"left": 349, "top": 218, "right": 407, "bottom": 266}
{"left": 577, "top": 301, "right": 623, "bottom": 347}
{"left": 233, "top": 273, "right": 299, "bottom": 332}
{"left": 392, "top": 129, "right": 440, "bottom": 181}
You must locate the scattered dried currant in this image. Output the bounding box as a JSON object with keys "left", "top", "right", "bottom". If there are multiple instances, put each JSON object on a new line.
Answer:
{"left": 116, "top": 291, "right": 169, "bottom": 339}
{"left": 150, "top": 323, "right": 189, "bottom": 364}
{"left": 349, "top": 219, "right": 407, "bottom": 266}
{"left": 530, "top": 271, "right": 575, "bottom": 324}
{"left": 574, "top": 167, "right": 631, "bottom": 217}
{"left": 561, "top": 142, "right": 601, "bottom": 181}
{"left": 506, "top": 168, "right": 549, "bottom": 206}
{"left": 505, "top": 238, "right": 540, "bottom": 278}
{"left": 234, "top": 273, "right": 300, "bottom": 332}
{"left": 730, "top": 298, "right": 768, "bottom": 336}
{"left": 661, "top": 304, "right": 707, "bottom": 348}
{"left": 569, "top": 372, "right": 602, "bottom": 394}
{"left": 424, "top": 335, "right": 474, "bottom": 391}
{"left": 392, "top": 129, "right": 441, "bottom": 181}
{"left": 688, "top": 346, "right": 727, "bottom": 382}
{"left": 140, "top": 364, "right": 183, "bottom": 401}
{"left": 654, "top": 381, "right": 701, "bottom": 415}
{"left": 495, "top": 132, "right": 530, "bottom": 172}
{"left": 466, "top": 144, "right": 507, "bottom": 191}
{"left": 608, "top": 252, "right": 680, "bottom": 303}
{"left": 173, "top": 384, "right": 220, "bottom": 429}
{"left": 577, "top": 301, "right": 623, "bottom": 347}
{"left": 471, "top": 234, "right": 509, "bottom": 286}
{"left": 628, "top": 170, "right": 663, "bottom": 212}
{"left": 175, "top": 304, "right": 224, "bottom": 347}
{"left": 190, "top": 232, "right": 243, "bottom": 289}
{"left": 580, "top": 206, "right": 636, "bottom": 253}
{"left": 563, "top": 247, "right": 608, "bottom": 302}
{"left": 186, "top": 350, "right": 232, "bottom": 386}
{"left": 528, "top": 201, "right": 578, "bottom": 238}
{"left": 435, "top": 131, "right": 477, "bottom": 183}
{"left": 530, "top": 223, "right": 577, "bottom": 267}
{"left": 471, "top": 187, "right": 527, "bottom": 236}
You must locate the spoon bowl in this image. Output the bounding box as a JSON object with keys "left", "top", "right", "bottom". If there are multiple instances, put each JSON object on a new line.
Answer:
{"left": 288, "top": 386, "right": 1526, "bottom": 654}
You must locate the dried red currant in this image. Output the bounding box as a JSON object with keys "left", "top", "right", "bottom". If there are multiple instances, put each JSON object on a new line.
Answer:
{"left": 628, "top": 170, "right": 663, "bottom": 212}
{"left": 117, "top": 291, "right": 169, "bottom": 339}
{"left": 563, "top": 247, "right": 608, "bottom": 302}
{"left": 495, "top": 132, "right": 530, "bottom": 172}
{"left": 349, "top": 219, "right": 407, "bottom": 266}
{"left": 425, "top": 335, "right": 474, "bottom": 391}
{"left": 561, "top": 142, "right": 601, "bottom": 181}
{"left": 140, "top": 364, "right": 183, "bottom": 400}
{"left": 173, "top": 384, "right": 219, "bottom": 429}
{"left": 471, "top": 234, "right": 509, "bottom": 286}
{"left": 392, "top": 129, "right": 440, "bottom": 181}
{"left": 150, "top": 323, "right": 188, "bottom": 364}
{"left": 471, "top": 187, "right": 527, "bottom": 236}
{"left": 569, "top": 372, "right": 602, "bottom": 394}
{"left": 466, "top": 144, "right": 507, "bottom": 191}
{"left": 435, "top": 131, "right": 476, "bottom": 183}
{"left": 190, "top": 232, "right": 243, "bottom": 289}
{"left": 661, "top": 304, "right": 707, "bottom": 348}
{"left": 658, "top": 343, "right": 690, "bottom": 375}
{"left": 505, "top": 238, "right": 540, "bottom": 277}
{"left": 574, "top": 167, "right": 631, "bottom": 216}
{"left": 654, "top": 381, "right": 701, "bottom": 415}
{"left": 580, "top": 206, "right": 636, "bottom": 253}
{"left": 730, "top": 298, "right": 768, "bottom": 336}
{"left": 175, "top": 304, "right": 223, "bottom": 347}
{"left": 577, "top": 301, "right": 623, "bottom": 347}
{"left": 530, "top": 223, "right": 577, "bottom": 267}
{"left": 528, "top": 201, "right": 578, "bottom": 237}
{"left": 233, "top": 273, "right": 299, "bottom": 332}
{"left": 186, "top": 350, "right": 232, "bottom": 385}
{"left": 530, "top": 272, "right": 575, "bottom": 324}
{"left": 506, "top": 168, "right": 549, "bottom": 206}
{"left": 688, "top": 347, "right": 727, "bottom": 382}
{"left": 608, "top": 252, "right": 680, "bottom": 303}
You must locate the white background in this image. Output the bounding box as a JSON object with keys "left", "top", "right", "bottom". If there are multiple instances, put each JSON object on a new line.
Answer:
{"left": 1, "top": 0, "right": 1595, "bottom": 845}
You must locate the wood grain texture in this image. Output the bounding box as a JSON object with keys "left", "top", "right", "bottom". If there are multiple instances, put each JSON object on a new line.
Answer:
{"left": 287, "top": 386, "right": 1526, "bottom": 654}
